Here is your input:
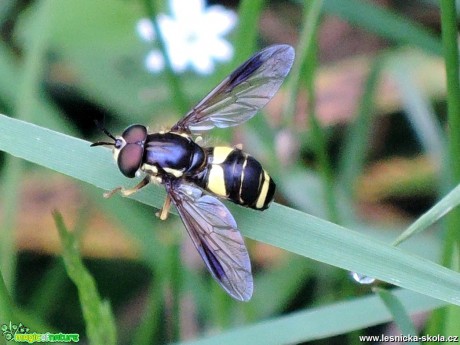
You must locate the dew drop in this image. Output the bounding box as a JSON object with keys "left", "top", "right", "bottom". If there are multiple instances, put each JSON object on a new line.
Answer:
{"left": 350, "top": 272, "right": 376, "bottom": 285}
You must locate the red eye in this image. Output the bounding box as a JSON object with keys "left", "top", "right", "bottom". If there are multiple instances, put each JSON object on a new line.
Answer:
{"left": 118, "top": 144, "right": 144, "bottom": 178}
{"left": 122, "top": 125, "right": 147, "bottom": 143}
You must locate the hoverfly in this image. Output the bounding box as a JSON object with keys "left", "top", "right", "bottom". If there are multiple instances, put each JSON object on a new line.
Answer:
{"left": 91, "top": 44, "right": 295, "bottom": 301}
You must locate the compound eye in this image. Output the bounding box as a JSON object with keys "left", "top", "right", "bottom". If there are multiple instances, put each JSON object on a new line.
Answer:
{"left": 118, "top": 144, "right": 143, "bottom": 178}
{"left": 122, "top": 125, "right": 147, "bottom": 144}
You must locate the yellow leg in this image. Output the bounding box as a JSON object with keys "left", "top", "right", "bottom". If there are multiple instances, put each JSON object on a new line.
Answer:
{"left": 103, "top": 176, "right": 150, "bottom": 199}
{"left": 155, "top": 194, "right": 172, "bottom": 220}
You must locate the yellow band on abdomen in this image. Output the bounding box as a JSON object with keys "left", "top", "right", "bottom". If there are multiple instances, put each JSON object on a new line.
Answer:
{"left": 207, "top": 165, "right": 227, "bottom": 197}
{"left": 255, "top": 170, "right": 270, "bottom": 209}
{"left": 211, "top": 147, "right": 234, "bottom": 164}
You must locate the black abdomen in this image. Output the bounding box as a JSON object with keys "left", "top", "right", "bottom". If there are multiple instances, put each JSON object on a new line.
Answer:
{"left": 193, "top": 147, "right": 276, "bottom": 210}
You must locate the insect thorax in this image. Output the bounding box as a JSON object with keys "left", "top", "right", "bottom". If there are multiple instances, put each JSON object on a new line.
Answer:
{"left": 141, "top": 131, "right": 206, "bottom": 180}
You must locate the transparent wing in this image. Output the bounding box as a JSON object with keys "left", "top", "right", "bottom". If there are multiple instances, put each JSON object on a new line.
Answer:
{"left": 166, "top": 182, "right": 253, "bottom": 301}
{"left": 171, "top": 44, "right": 295, "bottom": 133}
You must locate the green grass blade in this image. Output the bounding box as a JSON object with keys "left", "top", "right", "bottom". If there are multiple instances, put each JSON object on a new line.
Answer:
{"left": 0, "top": 1, "right": 14, "bottom": 25}
{"left": 432, "top": 3, "right": 460, "bottom": 338}
{"left": 0, "top": 270, "right": 16, "bottom": 325}
{"left": 300, "top": 1, "right": 340, "bottom": 223}
{"left": 131, "top": 285, "right": 163, "bottom": 345}
{"left": 390, "top": 59, "right": 446, "bottom": 166}
{"left": 283, "top": 0, "right": 322, "bottom": 127}
{"left": 338, "top": 57, "right": 383, "bottom": 198}
{"left": 0, "top": 158, "right": 21, "bottom": 290}
{"left": 0, "top": 0, "right": 55, "bottom": 290}
{"left": 2, "top": 115, "right": 460, "bottom": 308}
{"left": 176, "top": 289, "right": 444, "bottom": 345}
{"left": 252, "top": 255, "right": 313, "bottom": 317}
{"left": 441, "top": 1, "right": 460, "bottom": 180}
{"left": 142, "top": 0, "right": 188, "bottom": 115}
{"left": 233, "top": 0, "right": 264, "bottom": 62}
{"left": 374, "top": 288, "right": 420, "bottom": 342}
{"left": 0, "top": 41, "right": 76, "bottom": 132}
{"left": 27, "top": 207, "right": 91, "bottom": 318}
{"left": 320, "top": 0, "right": 442, "bottom": 54}
{"left": 393, "top": 183, "right": 460, "bottom": 246}
{"left": 441, "top": 0, "right": 460, "bottom": 268}
{"left": 53, "top": 211, "right": 117, "bottom": 345}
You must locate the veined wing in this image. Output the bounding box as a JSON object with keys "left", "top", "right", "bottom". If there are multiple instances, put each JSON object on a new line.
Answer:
{"left": 166, "top": 182, "right": 253, "bottom": 301}
{"left": 171, "top": 44, "right": 295, "bottom": 133}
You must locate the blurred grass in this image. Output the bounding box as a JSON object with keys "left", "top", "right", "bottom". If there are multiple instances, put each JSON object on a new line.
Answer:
{"left": 440, "top": 0, "right": 460, "bottom": 268}
{"left": 0, "top": 114, "right": 459, "bottom": 332}
{"left": 321, "top": 0, "right": 442, "bottom": 54}
{"left": 0, "top": 0, "right": 54, "bottom": 292}
{"left": 374, "top": 288, "right": 420, "bottom": 342}
{"left": 232, "top": 0, "right": 264, "bottom": 66}
{"left": 0, "top": 273, "right": 16, "bottom": 328}
{"left": 143, "top": 0, "right": 188, "bottom": 115}
{"left": 53, "top": 211, "right": 117, "bottom": 345}
{"left": 429, "top": 0, "right": 460, "bottom": 336}
{"left": 339, "top": 57, "right": 383, "bottom": 200}
{"left": 180, "top": 289, "right": 444, "bottom": 345}
{"left": 282, "top": 0, "right": 322, "bottom": 129}
{"left": 393, "top": 183, "right": 460, "bottom": 246}
{"left": 0, "top": 0, "right": 459, "bottom": 344}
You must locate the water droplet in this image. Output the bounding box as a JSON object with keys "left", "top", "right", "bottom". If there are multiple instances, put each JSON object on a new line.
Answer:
{"left": 350, "top": 272, "right": 375, "bottom": 285}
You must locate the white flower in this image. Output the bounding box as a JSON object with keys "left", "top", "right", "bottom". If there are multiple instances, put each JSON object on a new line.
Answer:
{"left": 145, "top": 50, "right": 164, "bottom": 71}
{"left": 136, "top": 0, "right": 236, "bottom": 74}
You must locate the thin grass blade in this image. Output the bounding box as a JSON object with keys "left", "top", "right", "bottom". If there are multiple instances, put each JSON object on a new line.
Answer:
{"left": 176, "top": 289, "right": 444, "bottom": 345}
{"left": 1, "top": 116, "right": 460, "bottom": 308}
{"left": 53, "top": 211, "right": 117, "bottom": 345}
{"left": 374, "top": 287, "right": 421, "bottom": 342}
{"left": 393, "top": 183, "right": 460, "bottom": 246}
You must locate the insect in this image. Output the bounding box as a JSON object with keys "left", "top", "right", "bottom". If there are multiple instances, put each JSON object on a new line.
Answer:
{"left": 91, "top": 44, "right": 295, "bottom": 301}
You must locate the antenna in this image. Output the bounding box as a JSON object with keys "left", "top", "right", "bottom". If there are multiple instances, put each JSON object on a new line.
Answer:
{"left": 90, "top": 119, "right": 117, "bottom": 147}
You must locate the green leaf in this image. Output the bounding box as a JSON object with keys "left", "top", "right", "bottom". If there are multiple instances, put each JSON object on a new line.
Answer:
{"left": 1, "top": 0, "right": 56, "bottom": 291}
{"left": 338, "top": 57, "right": 383, "bottom": 198}
{"left": 0, "top": 270, "right": 16, "bottom": 325}
{"left": 1, "top": 114, "right": 460, "bottom": 309}
{"left": 393, "top": 183, "right": 460, "bottom": 246}
{"left": 177, "top": 289, "right": 443, "bottom": 345}
{"left": 320, "top": 0, "right": 442, "bottom": 55}
{"left": 53, "top": 211, "right": 117, "bottom": 345}
{"left": 233, "top": 0, "right": 264, "bottom": 69}
{"left": 374, "top": 288, "right": 420, "bottom": 342}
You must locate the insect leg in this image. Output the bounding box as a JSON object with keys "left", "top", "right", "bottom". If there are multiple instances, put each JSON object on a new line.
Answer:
{"left": 103, "top": 176, "right": 150, "bottom": 198}
{"left": 156, "top": 194, "right": 172, "bottom": 221}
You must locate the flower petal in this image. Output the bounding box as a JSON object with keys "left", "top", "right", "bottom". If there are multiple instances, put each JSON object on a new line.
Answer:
{"left": 168, "top": 42, "right": 190, "bottom": 72}
{"left": 202, "top": 6, "right": 237, "bottom": 36}
{"left": 138, "top": 0, "right": 236, "bottom": 75}
{"left": 136, "top": 18, "right": 155, "bottom": 42}
{"left": 208, "top": 38, "right": 233, "bottom": 61}
{"left": 170, "top": 0, "right": 204, "bottom": 27}
{"left": 191, "top": 48, "right": 214, "bottom": 74}
{"left": 145, "top": 50, "right": 164, "bottom": 73}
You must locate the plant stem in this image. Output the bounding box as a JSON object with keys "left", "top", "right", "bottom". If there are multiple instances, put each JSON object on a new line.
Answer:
{"left": 283, "top": 0, "right": 323, "bottom": 129}
{"left": 440, "top": 0, "right": 460, "bottom": 268}
{"left": 143, "top": 0, "right": 188, "bottom": 115}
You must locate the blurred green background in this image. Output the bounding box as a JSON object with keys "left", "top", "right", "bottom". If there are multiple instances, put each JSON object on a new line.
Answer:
{"left": 0, "top": 0, "right": 459, "bottom": 344}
